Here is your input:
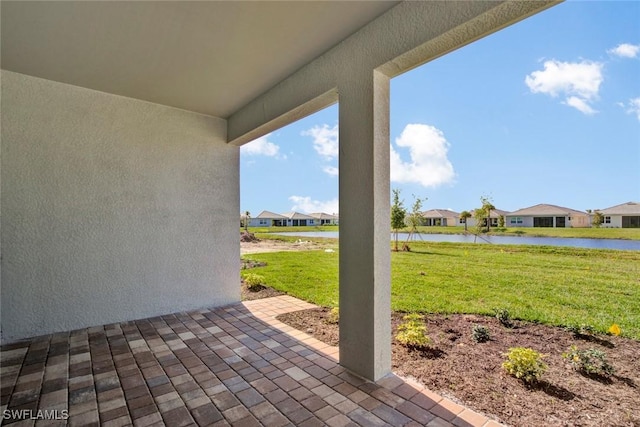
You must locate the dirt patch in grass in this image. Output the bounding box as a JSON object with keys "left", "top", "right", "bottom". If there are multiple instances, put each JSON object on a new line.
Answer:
{"left": 241, "top": 281, "right": 286, "bottom": 301}
{"left": 277, "top": 307, "right": 640, "bottom": 427}
{"left": 241, "top": 238, "right": 325, "bottom": 255}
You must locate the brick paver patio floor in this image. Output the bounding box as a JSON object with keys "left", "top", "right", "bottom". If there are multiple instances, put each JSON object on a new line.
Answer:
{"left": 1, "top": 296, "right": 502, "bottom": 426}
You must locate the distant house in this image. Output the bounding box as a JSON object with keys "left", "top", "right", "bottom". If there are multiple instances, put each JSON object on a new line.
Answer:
{"left": 308, "top": 212, "right": 339, "bottom": 225}
{"left": 465, "top": 208, "right": 510, "bottom": 228}
{"left": 596, "top": 201, "right": 640, "bottom": 228}
{"left": 421, "top": 209, "right": 460, "bottom": 227}
{"left": 248, "top": 210, "right": 288, "bottom": 227}
{"left": 248, "top": 211, "right": 338, "bottom": 227}
{"left": 281, "top": 212, "right": 315, "bottom": 226}
{"left": 506, "top": 204, "right": 589, "bottom": 228}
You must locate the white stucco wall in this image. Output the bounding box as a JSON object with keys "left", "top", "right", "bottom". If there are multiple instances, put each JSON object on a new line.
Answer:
{"left": 601, "top": 216, "right": 622, "bottom": 228}
{"left": 1, "top": 71, "right": 239, "bottom": 343}
{"left": 507, "top": 216, "right": 534, "bottom": 227}
{"left": 249, "top": 219, "right": 265, "bottom": 227}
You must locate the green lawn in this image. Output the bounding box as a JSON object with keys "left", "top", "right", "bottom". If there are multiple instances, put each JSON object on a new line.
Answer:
{"left": 401, "top": 225, "right": 640, "bottom": 240}
{"left": 245, "top": 225, "right": 640, "bottom": 240}
{"left": 244, "top": 225, "right": 339, "bottom": 234}
{"left": 242, "top": 242, "right": 640, "bottom": 339}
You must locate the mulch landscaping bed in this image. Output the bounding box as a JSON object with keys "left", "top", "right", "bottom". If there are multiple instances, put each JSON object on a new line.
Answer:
{"left": 241, "top": 282, "right": 285, "bottom": 300}
{"left": 277, "top": 307, "right": 640, "bottom": 427}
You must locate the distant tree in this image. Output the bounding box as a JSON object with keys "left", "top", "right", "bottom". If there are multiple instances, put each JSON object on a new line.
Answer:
{"left": 474, "top": 196, "right": 495, "bottom": 233}
{"left": 244, "top": 211, "right": 251, "bottom": 231}
{"left": 459, "top": 210, "right": 472, "bottom": 231}
{"left": 407, "top": 196, "right": 427, "bottom": 232}
{"left": 482, "top": 197, "right": 496, "bottom": 232}
{"left": 391, "top": 189, "right": 407, "bottom": 251}
{"left": 473, "top": 208, "right": 485, "bottom": 235}
{"left": 403, "top": 195, "right": 427, "bottom": 249}
{"left": 592, "top": 211, "right": 604, "bottom": 228}
{"left": 498, "top": 215, "right": 505, "bottom": 228}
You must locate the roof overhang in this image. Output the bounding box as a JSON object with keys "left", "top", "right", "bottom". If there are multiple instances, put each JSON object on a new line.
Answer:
{"left": 2, "top": 1, "right": 560, "bottom": 145}
{"left": 1, "top": 1, "right": 398, "bottom": 119}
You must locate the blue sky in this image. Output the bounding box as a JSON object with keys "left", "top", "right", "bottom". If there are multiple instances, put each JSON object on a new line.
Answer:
{"left": 240, "top": 1, "right": 639, "bottom": 216}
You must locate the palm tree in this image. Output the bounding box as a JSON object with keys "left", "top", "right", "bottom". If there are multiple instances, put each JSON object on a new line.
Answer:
{"left": 459, "top": 210, "right": 471, "bottom": 231}
{"left": 478, "top": 197, "right": 495, "bottom": 232}
{"left": 485, "top": 203, "right": 496, "bottom": 232}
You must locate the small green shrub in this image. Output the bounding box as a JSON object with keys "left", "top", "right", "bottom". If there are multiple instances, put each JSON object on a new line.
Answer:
{"left": 396, "top": 313, "right": 431, "bottom": 349}
{"left": 327, "top": 307, "right": 340, "bottom": 324}
{"left": 565, "top": 323, "right": 596, "bottom": 337}
{"left": 243, "top": 273, "right": 265, "bottom": 291}
{"left": 471, "top": 325, "right": 491, "bottom": 343}
{"left": 493, "top": 308, "right": 513, "bottom": 328}
{"left": 502, "top": 347, "right": 547, "bottom": 383}
{"left": 563, "top": 346, "right": 615, "bottom": 376}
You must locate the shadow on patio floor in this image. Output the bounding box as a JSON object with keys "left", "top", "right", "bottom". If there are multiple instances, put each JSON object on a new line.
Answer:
{"left": 0, "top": 296, "right": 500, "bottom": 426}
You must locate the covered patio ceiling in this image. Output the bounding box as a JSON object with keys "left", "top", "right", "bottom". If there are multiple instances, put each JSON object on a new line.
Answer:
{"left": 1, "top": 1, "right": 398, "bottom": 119}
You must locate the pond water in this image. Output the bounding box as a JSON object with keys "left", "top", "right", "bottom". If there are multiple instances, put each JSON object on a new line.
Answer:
{"left": 274, "top": 231, "right": 640, "bottom": 251}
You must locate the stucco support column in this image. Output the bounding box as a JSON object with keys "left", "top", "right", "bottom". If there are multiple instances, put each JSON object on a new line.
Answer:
{"left": 338, "top": 70, "right": 391, "bottom": 381}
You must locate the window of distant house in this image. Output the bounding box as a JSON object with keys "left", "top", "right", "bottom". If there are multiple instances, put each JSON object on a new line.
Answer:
{"left": 459, "top": 218, "right": 466, "bottom": 223}
{"left": 259, "top": 219, "right": 267, "bottom": 225}
{"left": 605, "top": 216, "right": 611, "bottom": 224}
{"left": 510, "top": 217, "right": 523, "bottom": 224}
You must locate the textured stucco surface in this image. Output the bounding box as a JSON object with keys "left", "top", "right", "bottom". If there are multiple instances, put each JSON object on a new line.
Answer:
{"left": 1, "top": 71, "right": 239, "bottom": 343}
{"left": 338, "top": 71, "right": 392, "bottom": 381}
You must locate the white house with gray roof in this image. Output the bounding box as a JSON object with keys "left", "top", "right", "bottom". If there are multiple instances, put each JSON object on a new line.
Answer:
{"left": 596, "top": 202, "right": 640, "bottom": 228}
{"left": 309, "top": 212, "right": 339, "bottom": 225}
{"left": 248, "top": 210, "right": 338, "bottom": 227}
{"left": 248, "top": 210, "right": 288, "bottom": 227}
{"left": 281, "top": 211, "right": 315, "bottom": 226}
{"left": 506, "top": 204, "right": 590, "bottom": 228}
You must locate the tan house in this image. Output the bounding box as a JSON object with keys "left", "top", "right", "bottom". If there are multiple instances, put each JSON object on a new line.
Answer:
{"left": 506, "top": 204, "right": 590, "bottom": 228}
{"left": 422, "top": 209, "right": 460, "bottom": 227}
{"left": 596, "top": 201, "right": 640, "bottom": 228}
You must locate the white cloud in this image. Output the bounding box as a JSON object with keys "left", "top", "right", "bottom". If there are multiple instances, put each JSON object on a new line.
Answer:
{"left": 302, "top": 124, "right": 339, "bottom": 160}
{"left": 240, "top": 133, "right": 281, "bottom": 157}
{"left": 390, "top": 124, "right": 455, "bottom": 188}
{"left": 525, "top": 59, "right": 603, "bottom": 114}
{"left": 564, "top": 96, "right": 597, "bottom": 115}
{"left": 608, "top": 43, "right": 640, "bottom": 58}
{"left": 289, "top": 196, "right": 339, "bottom": 214}
{"left": 626, "top": 97, "right": 640, "bottom": 121}
{"left": 323, "top": 166, "right": 339, "bottom": 177}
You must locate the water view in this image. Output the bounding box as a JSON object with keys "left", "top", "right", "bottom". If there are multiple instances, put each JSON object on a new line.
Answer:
{"left": 275, "top": 231, "right": 640, "bottom": 251}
